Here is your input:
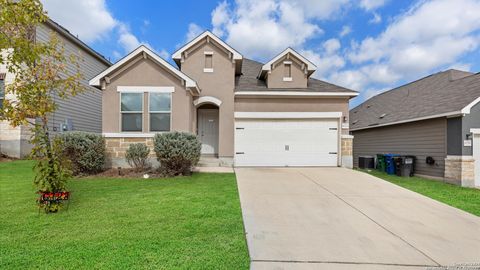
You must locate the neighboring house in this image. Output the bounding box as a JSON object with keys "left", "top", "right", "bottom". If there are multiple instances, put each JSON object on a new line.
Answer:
{"left": 0, "top": 19, "right": 111, "bottom": 158}
{"left": 350, "top": 70, "right": 480, "bottom": 187}
{"left": 89, "top": 31, "right": 358, "bottom": 168}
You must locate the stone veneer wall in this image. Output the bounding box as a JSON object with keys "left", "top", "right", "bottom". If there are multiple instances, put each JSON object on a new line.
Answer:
{"left": 444, "top": 156, "right": 475, "bottom": 187}
{"left": 105, "top": 137, "right": 156, "bottom": 168}
{"left": 0, "top": 121, "right": 32, "bottom": 158}
{"left": 341, "top": 135, "right": 353, "bottom": 169}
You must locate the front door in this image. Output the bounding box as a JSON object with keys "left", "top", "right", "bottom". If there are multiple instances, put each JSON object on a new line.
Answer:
{"left": 198, "top": 109, "right": 219, "bottom": 155}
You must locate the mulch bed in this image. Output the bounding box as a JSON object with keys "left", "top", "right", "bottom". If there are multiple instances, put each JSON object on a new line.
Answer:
{"left": 0, "top": 154, "right": 18, "bottom": 162}
{"left": 81, "top": 167, "right": 163, "bottom": 179}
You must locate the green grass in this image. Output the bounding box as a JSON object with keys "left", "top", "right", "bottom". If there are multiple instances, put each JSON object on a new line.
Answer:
{"left": 0, "top": 160, "right": 249, "bottom": 269}
{"left": 363, "top": 169, "right": 480, "bottom": 216}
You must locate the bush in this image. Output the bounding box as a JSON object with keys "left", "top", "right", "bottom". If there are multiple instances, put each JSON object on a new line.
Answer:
{"left": 153, "top": 132, "right": 201, "bottom": 176}
{"left": 125, "top": 143, "right": 151, "bottom": 172}
{"left": 58, "top": 131, "right": 106, "bottom": 175}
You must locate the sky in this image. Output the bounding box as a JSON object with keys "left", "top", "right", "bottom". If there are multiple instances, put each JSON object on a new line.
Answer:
{"left": 41, "top": 0, "right": 480, "bottom": 107}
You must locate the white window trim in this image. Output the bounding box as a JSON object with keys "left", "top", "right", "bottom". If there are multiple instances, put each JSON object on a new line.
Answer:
{"left": 234, "top": 112, "right": 343, "bottom": 119}
{"left": 283, "top": 77, "right": 293, "bottom": 82}
{"left": 203, "top": 68, "right": 214, "bottom": 73}
{"left": 117, "top": 86, "right": 174, "bottom": 93}
{"left": 104, "top": 133, "right": 155, "bottom": 138}
{"left": 204, "top": 51, "right": 214, "bottom": 55}
{"left": 148, "top": 92, "right": 172, "bottom": 132}
{"left": 120, "top": 92, "right": 144, "bottom": 133}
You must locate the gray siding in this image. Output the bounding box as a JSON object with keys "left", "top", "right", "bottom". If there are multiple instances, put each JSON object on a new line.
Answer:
{"left": 447, "top": 117, "right": 462, "bottom": 155}
{"left": 36, "top": 24, "right": 109, "bottom": 134}
{"left": 352, "top": 118, "right": 447, "bottom": 177}
{"left": 462, "top": 102, "right": 480, "bottom": 155}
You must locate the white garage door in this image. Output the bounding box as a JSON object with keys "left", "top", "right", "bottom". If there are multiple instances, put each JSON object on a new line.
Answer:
{"left": 235, "top": 119, "right": 339, "bottom": 167}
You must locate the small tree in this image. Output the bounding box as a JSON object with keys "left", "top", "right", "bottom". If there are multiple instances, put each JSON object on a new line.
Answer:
{"left": 0, "top": 0, "right": 85, "bottom": 212}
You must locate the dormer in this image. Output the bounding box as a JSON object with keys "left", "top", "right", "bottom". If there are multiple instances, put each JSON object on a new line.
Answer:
{"left": 172, "top": 31, "right": 243, "bottom": 76}
{"left": 258, "top": 48, "right": 317, "bottom": 89}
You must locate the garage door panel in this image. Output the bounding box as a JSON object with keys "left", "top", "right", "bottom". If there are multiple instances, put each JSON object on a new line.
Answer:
{"left": 235, "top": 119, "right": 339, "bottom": 167}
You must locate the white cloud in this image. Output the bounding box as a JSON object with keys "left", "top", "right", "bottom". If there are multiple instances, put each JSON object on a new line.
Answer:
{"left": 158, "top": 49, "right": 170, "bottom": 59}
{"left": 339, "top": 25, "right": 352, "bottom": 37}
{"left": 42, "top": 0, "right": 116, "bottom": 43}
{"left": 345, "top": 0, "right": 480, "bottom": 88}
{"left": 42, "top": 0, "right": 152, "bottom": 58}
{"left": 369, "top": 12, "right": 382, "bottom": 24}
{"left": 117, "top": 23, "right": 152, "bottom": 52}
{"left": 211, "top": 1, "right": 230, "bottom": 37}
{"left": 211, "top": 0, "right": 324, "bottom": 60}
{"left": 360, "top": 0, "right": 388, "bottom": 11}
{"left": 186, "top": 23, "right": 204, "bottom": 42}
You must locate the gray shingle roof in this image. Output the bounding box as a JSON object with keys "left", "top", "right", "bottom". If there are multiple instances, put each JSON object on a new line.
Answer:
{"left": 235, "top": 58, "right": 357, "bottom": 93}
{"left": 350, "top": 69, "right": 480, "bottom": 131}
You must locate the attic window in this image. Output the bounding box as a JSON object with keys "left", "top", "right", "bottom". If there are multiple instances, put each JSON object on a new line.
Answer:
{"left": 283, "top": 61, "right": 292, "bottom": 81}
{"left": 379, "top": 113, "right": 387, "bottom": 119}
{"left": 204, "top": 51, "right": 213, "bottom": 73}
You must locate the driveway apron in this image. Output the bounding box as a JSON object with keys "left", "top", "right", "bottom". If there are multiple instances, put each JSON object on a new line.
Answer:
{"left": 235, "top": 167, "right": 480, "bottom": 269}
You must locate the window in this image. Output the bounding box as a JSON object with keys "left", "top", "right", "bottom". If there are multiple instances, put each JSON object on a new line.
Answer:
{"left": 149, "top": 93, "right": 171, "bottom": 132}
{"left": 283, "top": 62, "right": 292, "bottom": 81}
{"left": 204, "top": 52, "right": 213, "bottom": 72}
{"left": 0, "top": 78, "right": 5, "bottom": 110}
{"left": 121, "top": 93, "right": 143, "bottom": 132}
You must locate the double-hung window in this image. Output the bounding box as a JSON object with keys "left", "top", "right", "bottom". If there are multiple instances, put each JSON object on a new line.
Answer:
{"left": 121, "top": 93, "right": 143, "bottom": 132}
{"left": 149, "top": 92, "right": 171, "bottom": 132}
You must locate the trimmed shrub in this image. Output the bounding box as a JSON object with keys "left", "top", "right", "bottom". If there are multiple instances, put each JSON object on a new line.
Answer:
{"left": 58, "top": 131, "right": 106, "bottom": 175}
{"left": 125, "top": 143, "right": 151, "bottom": 172}
{"left": 153, "top": 132, "right": 201, "bottom": 176}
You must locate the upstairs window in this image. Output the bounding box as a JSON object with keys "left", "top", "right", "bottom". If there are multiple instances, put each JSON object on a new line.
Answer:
{"left": 121, "top": 93, "right": 143, "bottom": 132}
{"left": 149, "top": 93, "right": 171, "bottom": 132}
{"left": 283, "top": 61, "right": 292, "bottom": 81}
{"left": 204, "top": 52, "right": 213, "bottom": 72}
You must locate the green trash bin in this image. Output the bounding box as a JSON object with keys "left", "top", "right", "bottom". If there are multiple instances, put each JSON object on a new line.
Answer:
{"left": 376, "top": 154, "right": 386, "bottom": 172}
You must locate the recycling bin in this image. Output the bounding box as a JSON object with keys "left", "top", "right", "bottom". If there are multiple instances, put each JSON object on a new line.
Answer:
{"left": 376, "top": 154, "right": 386, "bottom": 172}
{"left": 384, "top": 154, "right": 399, "bottom": 175}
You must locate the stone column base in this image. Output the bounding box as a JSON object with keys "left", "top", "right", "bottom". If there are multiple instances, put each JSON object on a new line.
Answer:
{"left": 444, "top": 156, "right": 475, "bottom": 187}
{"left": 341, "top": 135, "right": 354, "bottom": 169}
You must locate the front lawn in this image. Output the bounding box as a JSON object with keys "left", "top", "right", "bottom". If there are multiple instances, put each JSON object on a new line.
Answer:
{"left": 363, "top": 169, "right": 480, "bottom": 216}
{"left": 0, "top": 160, "right": 249, "bottom": 269}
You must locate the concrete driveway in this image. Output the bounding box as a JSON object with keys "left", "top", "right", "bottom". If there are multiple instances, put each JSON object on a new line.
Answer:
{"left": 235, "top": 168, "right": 480, "bottom": 270}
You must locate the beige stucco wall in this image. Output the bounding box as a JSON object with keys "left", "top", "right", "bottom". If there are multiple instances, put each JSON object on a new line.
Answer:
{"left": 181, "top": 41, "right": 236, "bottom": 158}
{"left": 266, "top": 55, "right": 308, "bottom": 88}
{"left": 103, "top": 55, "right": 193, "bottom": 133}
{"left": 235, "top": 97, "right": 349, "bottom": 116}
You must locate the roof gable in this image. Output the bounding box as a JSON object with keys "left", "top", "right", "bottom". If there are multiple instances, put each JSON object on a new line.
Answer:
{"left": 259, "top": 48, "right": 317, "bottom": 79}
{"left": 89, "top": 46, "right": 198, "bottom": 92}
{"left": 172, "top": 31, "right": 242, "bottom": 64}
